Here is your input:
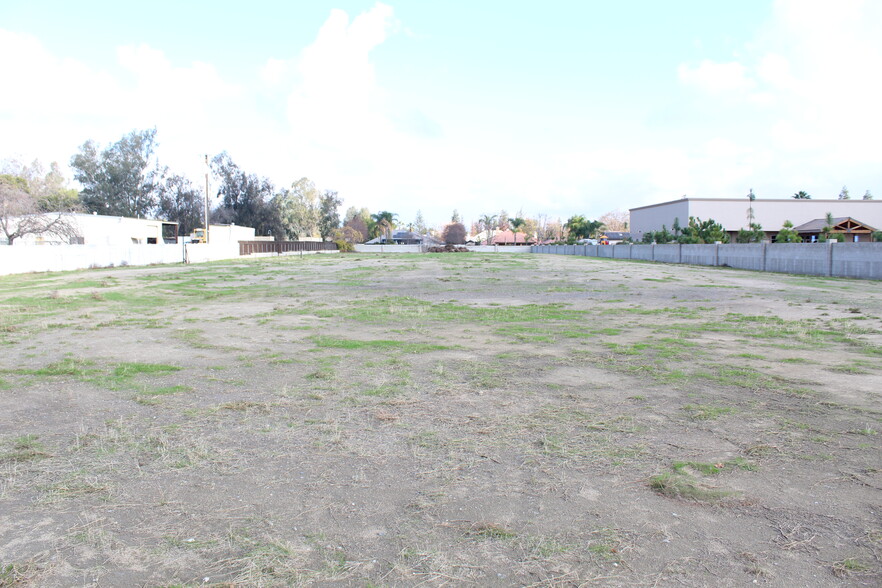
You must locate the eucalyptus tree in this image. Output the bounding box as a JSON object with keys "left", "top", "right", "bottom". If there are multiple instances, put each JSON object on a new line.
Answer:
{"left": 71, "top": 128, "right": 164, "bottom": 218}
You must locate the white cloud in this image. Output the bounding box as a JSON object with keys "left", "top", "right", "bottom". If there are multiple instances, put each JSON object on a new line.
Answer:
{"left": 675, "top": 0, "right": 882, "bottom": 199}
{"left": 260, "top": 58, "right": 288, "bottom": 86}
{"left": 0, "top": 29, "right": 248, "bottom": 183}
{"left": 3, "top": 0, "right": 880, "bottom": 229}
{"left": 285, "top": 3, "right": 397, "bottom": 146}
{"left": 678, "top": 60, "right": 755, "bottom": 95}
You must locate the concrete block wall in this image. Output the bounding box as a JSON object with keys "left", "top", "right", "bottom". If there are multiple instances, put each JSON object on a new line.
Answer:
{"left": 764, "top": 243, "right": 829, "bottom": 276}
{"left": 631, "top": 244, "right": 654, "bottom": 261}
{"left": 0, "top": 244, "right": 185, "bottom": 275}
{"left": 681, "top": 244, "right": 717, "bottom": 266}
{"left": 613, "top": 245, "right": 632, "bottom": 259}
{"left": 835, "top": 243, "right": 882, "bottom": 279}
{"left": 531, "top": 242, "right": 882, "bottom": 280}
{"left": 653, "top": 244, "right": 681, "bottom": 263}
{"left": 0, "top": 241, "right": 253, "bottom": 276}
{"left": 718, "top": 243, "right": 765, "bottom": 271}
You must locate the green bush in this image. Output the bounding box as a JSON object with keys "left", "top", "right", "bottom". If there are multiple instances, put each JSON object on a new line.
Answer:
{"left": 334, "top": 239, "right": 354, "bottom": 252}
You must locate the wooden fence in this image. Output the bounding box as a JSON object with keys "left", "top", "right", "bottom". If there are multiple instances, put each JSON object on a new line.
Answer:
{"left": 239, "top": 240, "right": 338, "bottom": 256}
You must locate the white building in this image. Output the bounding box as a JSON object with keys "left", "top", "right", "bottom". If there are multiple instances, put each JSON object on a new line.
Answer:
{"left": 197, "top": 224, "right": 256, "bottom": 244}
{"left": 629, "top": 198, "right": 882, "bottom": 242}
{"left": 5, "top": 213, "right": 255, "bottom": 246}
{"left": 5, "top": 213, "right": 178, "bottom": 246}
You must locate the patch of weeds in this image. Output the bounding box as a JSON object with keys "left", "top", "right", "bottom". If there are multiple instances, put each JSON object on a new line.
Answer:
{"left": 735, "top": 353, "right": 764, "bottom": 359}
{"left": 310, "top": 335, "right": 450, "bottom": 353}
{"left": 39, "top": 475, "right": 109, "bottom": 503}
{"left": 134, "top": 385, "right": 193, "bottom": 405}
{"left": 325, "top": 296, "right": 590, "bottom": 325}
{"left": 466, "top": 523, "right": 517, "bottom": 540}
{"left": 523, "top": 536, "right": 572, "bottom": 557}
{"left": 174, "top": 329, "right": 217, "bottom": 349}
{"left": 672, "top": 457, "right": 756, "bottom": 476}
{"left": 227, "top": 532, "right": 311, "bottom": 585}
{"left": 307, "top": 366, "right": 335, "bottom": 380}
{"left": 268, "top": 357, "right": 295, "bottom": 365}
{"left": 408, "top": 431, "right": 440, "bottom": 449}
{"left": 681, "top": 404, "right": 736, "bottom": 421}
{"left": 648, "top": 472, "right": 734, "bottom": 502}
{"left": 0, "top": 561, "right": 40, "bottom": 586}
{"left": 828, "top": 364, "right": 870, "bottom": 375}
{"left": 11, "top": 357, "right": 98, "bottom": 378}
{"left": 100, "top": 362, "right": 182, "bottom": 391}
{"left": 362, "top": 384, "right": 400, "bottom": 397}
{"left": 113, "top": 362, "right": 180, "bottom": 378}
{"left": 219, "top": 401, "right": 270, "bottom": 412}
{"left": 854, "top": 425, "right": 877, "bottom": 436}
{"left": 1, "top": 434, "right": 50, "bottom": 462}
{"left": 831, "top": 557, "right": 869, "bottom": 577}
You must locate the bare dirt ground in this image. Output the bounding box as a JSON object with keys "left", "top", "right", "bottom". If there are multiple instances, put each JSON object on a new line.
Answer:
{"left": 0, "top": 252, "right": 880, "bottom": 587}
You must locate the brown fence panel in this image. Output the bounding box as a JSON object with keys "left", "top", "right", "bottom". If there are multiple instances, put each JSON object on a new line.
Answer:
{"left": 239, "top": 241, "right": 339, "bottom": 256}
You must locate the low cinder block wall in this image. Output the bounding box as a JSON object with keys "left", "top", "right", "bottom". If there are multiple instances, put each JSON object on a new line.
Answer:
{"left": 718, "top": 243, "right": 765, "bottom": 271}
{"left": 613, "top": 244, "right": 631, "bottom": 259}
{"left": 533, "top": 241, "right": 881, "bottom": 280}
{"left": 631, "top": 244, "right": 654, "bottom": 261}
{"left": 354, "top": 244, "right": 422, "bottom": 253}
{"left": 0, "top": 244, "right": 185, "bottom": 275}
{"left": 682, "top": 244, "right": 717, "bottom": 266}
{"left": 654, "top": 244, "right": 681, "bottom": 263}
{"left": 834, "top": 243, "right": 882, "bottom": 279}
{"left": 765, "top": 243, "right": 829, "bottom": 276}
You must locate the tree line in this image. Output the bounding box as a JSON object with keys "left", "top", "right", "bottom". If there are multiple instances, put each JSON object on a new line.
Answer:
{"left": 1, "top": 128, "right": 346, "bottom": 243}
{"left": 2, "top": 127, "right": 632, "bottom": 246}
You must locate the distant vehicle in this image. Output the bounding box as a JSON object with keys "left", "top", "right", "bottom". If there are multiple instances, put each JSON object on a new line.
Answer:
{"left": 577, "top": 238, "right": 598, "bottom": 245}
{"left": 189, "top": 228, "right": 207, "bottom": 244}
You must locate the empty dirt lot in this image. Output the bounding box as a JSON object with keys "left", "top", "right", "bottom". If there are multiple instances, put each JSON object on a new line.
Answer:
{"left": 1, "top": 252, "right": 880, "bottom": 587}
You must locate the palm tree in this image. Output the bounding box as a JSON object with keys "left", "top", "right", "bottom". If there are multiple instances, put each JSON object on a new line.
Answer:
{"left": 747, "top": 188, "right": 756, "bottom": 225}
{"left": 510, "top": 217, "right": 526, "bottom": 244}
{"left": 370, "top": 211, "right": 397, "bottom": 241}
{"left": 792, "top": 191, "right": 811, "bottom": 199}
{"left": 821, "top": 212, "right": 836, "bottom": 241}
{"left": 478, "top": 213, "right": 497, "bottom": 244}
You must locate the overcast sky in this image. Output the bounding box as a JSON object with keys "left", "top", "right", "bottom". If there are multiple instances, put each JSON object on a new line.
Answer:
{"left": 1, "top": 0, "right": 880, "bottom": 229}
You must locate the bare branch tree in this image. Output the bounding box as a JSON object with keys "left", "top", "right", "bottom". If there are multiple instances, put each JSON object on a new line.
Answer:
{"left": 1, "top": 175, "right": 79, "bottom": 244}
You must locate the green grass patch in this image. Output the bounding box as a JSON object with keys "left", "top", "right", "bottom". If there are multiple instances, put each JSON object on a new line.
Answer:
{"left": 310, "top": 335, "right": 450, "bottom": 353}
{"left": 672, "top": 457, "right": 756, "bottom": 475}
{"left": 681, "top": 404, "right": 736, "bottom": 421}
{"left": 113, "top": 362, "right": 181, "bottom": 378}
{"left": 141, "top": 384, "right": 192, "bottom": 397}
{"left": 1, "top": 434, "right": 50, "bottom": 462}
{"left": 11, "top": 357, "right": 98, "bottom": 378}
{"left": 304, "top": 297, "right": 589, "bottom": 325}
{"left": 467, "top": 523, "right": 517, "bottom": 540}
{"left": 648, "top": 471, "right": 735, "bottom": 502}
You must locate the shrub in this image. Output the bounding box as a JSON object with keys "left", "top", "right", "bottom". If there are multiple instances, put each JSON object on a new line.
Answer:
{"left": 442, "top": 222, "right": 467, "bottom": 244}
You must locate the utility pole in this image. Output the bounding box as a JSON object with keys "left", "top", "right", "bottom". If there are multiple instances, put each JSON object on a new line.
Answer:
{"left": 204, "top": 155, "right": 210, "bottom": 244}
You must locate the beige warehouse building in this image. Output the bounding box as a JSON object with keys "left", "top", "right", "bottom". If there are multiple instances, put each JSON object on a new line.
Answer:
{"left": 630, "top": 198, "right": 882, "bottom": 242}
